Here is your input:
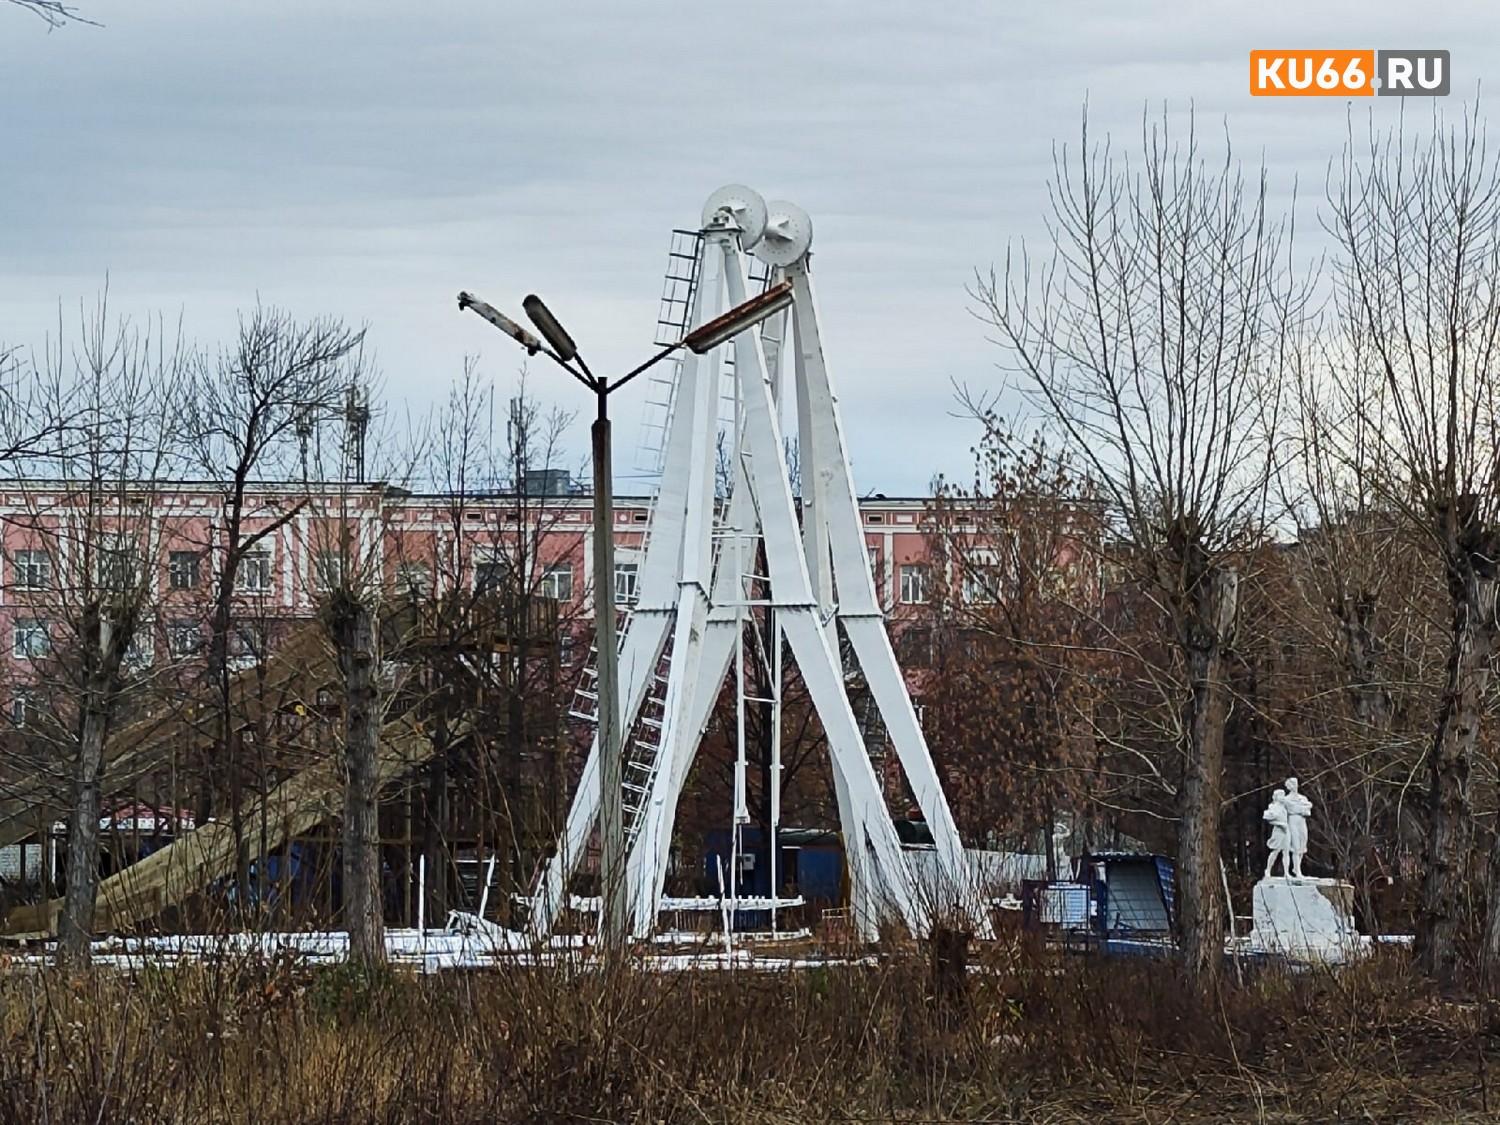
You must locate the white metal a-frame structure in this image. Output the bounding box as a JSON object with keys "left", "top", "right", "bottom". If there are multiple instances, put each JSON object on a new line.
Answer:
{"left": 530, "top": 186, "right": 984, "bottom": 941}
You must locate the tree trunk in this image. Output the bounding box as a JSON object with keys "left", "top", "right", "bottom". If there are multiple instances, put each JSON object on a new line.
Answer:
{"left": 927, "top": 925, "right": 971, "bottom": 1020}
{"left": 421, "top": 718, "right": 450, "bottom": 928}
{"left": 758, "top": 692, "right": 775, "bottom": 894}
{"left": 1044, "top": 798, "right": 1058, "bottom": 882}
{"left": 1337, "top": 591, "right": 1391, "bottom": 728}
{"left": 1481, "top": 821, "right": 1500, "bottom": 990}
{"left": 1331, "top": 590, "right": 1393, "bottom": 937}
{"left": 57, "top": 693, "right": 110, "bottom": 968}
{"left": 1421, "top": 562, "right": 1495, "bottom": 981}
{"left": 1174, "top": 565, "right": 1238, "bottom": 984}
{"left": 333, "top": 597, "right": 385, "bottom": 966}
{"left": 202, "top": 513, "right": 242, "bottom": 829}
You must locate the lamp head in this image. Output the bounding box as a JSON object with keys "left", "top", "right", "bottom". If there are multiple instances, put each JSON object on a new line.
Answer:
{"left": 522, "top": 295, "right": 579, "bottom": 364}
{"left": 683, "top": 280, "right": 794, "bottom": 354}
{"left": 457, "top": 292, "right": 543, "bottom": 356}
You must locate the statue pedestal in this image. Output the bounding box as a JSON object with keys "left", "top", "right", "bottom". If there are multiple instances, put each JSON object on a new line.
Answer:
{"left": 1251, "top": 877, "right": 1362, "bottom": 964}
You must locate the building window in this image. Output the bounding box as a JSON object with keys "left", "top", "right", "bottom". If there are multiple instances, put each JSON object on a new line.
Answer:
{"left": 10, "top": 692, "right": 32, "bottom": 728}
{"left": 899, "top": 564, "right": 930, "bottom": 605}
{"left": 313, "top": 551, "right": 346, "bottom": 592}
{"left": 962, "top": 563, "right": 1002, "bottom": 605}
{"left": 475, "top": 556, "right": 510, "bottom": 593}
{"left": 396, "top": 563, "right": 432, "bottom": 598}
{"left": 168, "top": 550, "right": 201, "bottom": 590}
{"left": 13, "top": 618, "right": 49, "bottom": 660}
{"left": 168, "top": 619, "right": 203, "bottom": 658}
{"left": 614, "top": 562, "right": 639, "bottom": 606}
{"left": 98, "top": 541, "right": 140, "bottom": 592}
{"left": 12, "top": 549, "right": 50, "bottom": 590}
{"left": 123, "top": 627, "right": 153, "bottom": 669}
{"left": 237, "top": 549, "right": 274, "bottom": 594}
{"left": 540, "top": 563, "right": 573, "bottom": 601}
{"left": 229, "top": 621, "right": 267, "bottom": 664}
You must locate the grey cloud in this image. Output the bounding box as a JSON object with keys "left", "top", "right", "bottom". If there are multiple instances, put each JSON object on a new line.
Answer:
{"left": 2, "top": 0, "right": 1496, "bottom": 492}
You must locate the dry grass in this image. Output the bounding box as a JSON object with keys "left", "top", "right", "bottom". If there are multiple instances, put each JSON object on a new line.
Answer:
{"left": 0, "top": 942, "right": 1494, "bottom": 1123}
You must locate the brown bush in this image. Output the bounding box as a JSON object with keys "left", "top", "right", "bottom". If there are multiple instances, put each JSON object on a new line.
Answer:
{"left": 0, "top": 944, "right": 1493, "bottom": 1123}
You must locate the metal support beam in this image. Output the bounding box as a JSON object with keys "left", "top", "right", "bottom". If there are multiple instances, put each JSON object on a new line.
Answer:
{"left": 532, "top": 188, "right": 978, "bottom": 944}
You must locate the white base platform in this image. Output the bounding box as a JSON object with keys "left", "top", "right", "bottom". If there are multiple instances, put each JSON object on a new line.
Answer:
{"left": 7, "top": 922, "right": 848, "bottom": 975}
{"left": 1250, "top": 877, "right": 1363, "bottom": 964}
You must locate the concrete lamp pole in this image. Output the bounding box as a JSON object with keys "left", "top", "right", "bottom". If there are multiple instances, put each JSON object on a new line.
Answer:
{"left": 457, "top": 280, "right": 793, "bottom": 950}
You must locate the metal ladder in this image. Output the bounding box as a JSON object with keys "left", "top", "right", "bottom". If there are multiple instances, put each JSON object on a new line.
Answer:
{"left": 635, "top": 230, "right": 705, "bottom": 476}
{"left": 567, "top": 610, "right": 676, "bottom": 846}
{"left": 565, "top": 606, "right": 630, "bottom": 726}
{"left": 620, "top": 657, "right": 670, "bottom": 845}
{"left": 636, "top": 230, "right": 773, "bottom": 477}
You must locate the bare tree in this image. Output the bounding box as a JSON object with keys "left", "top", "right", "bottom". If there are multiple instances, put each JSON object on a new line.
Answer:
{"left": 298, "top": 361, "right": 407, "bottom": 965}
{"left": 5, "top": 0, "right": 94, "bottom": 28}
{"left": 920, "top": 422, "right": 1108, "bottom": 864}
{"left": 973, "top": 108, "right": 1305, "bottom": 981}
{"left": 13, "top": 301, "right": 185, "bottom": 965}
{"left": 182, "top": 307, "right": 363, "bottom": 892}
{"left": 311, "top": 492, "right": 388, "bottom": 967}
{"left": 0, "top": 343, "right": 56, "bottom": 467}
{"left": 390, "top": 363, "right": 578, "bottom": 928}
{"left": 1323, "top": 107, "right": 1500, "bottom": 981}
{"left": 1258, "top": 325, "right": 1445, "bottom": 935}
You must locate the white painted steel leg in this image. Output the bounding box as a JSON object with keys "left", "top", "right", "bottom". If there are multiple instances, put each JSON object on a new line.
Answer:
{"left": 844, "top": 616, "right": 988, "bottom": 932}
{"left": 787, "top": 260, "right": 986, "bottom": 935}
{"left": 627, "top": 466, "right": 758, "bottom": 934}
{"left": 778, "top": 607, "right": 916, "bottom": 936}
{"left": 528, "top": 246, "right": 727, "bottom": 940}
{"left": 528, "top": 599, "right": 679, "bottom": 939}
{"left": 618, "top": 229, "right": 734, "bottom": 936}
{"left": 769, "top": 613, "right": 782, "bottom": 934}
{"left": 626, "top": 427, "right": 757, "bottom": 933}
{"left": 724, "top": 246, "right": 921, "bottom": 936}
{"left": 793, "top": 288, "right": 834, "bottom": 625}
{"left": 627, "top": 609, "right": 739, "bottom": 934}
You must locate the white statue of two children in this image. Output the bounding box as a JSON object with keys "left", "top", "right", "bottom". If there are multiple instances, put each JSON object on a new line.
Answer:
{"left": 1263, "top": 777, "right": 1313, "bottom": 880}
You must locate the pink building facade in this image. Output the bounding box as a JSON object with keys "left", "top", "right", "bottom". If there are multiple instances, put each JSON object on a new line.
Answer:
{"left": 0, "top": 484, "right": 941, "bottom": 712}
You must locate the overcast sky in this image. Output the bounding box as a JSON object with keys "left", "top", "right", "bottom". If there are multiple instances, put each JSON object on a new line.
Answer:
{"left": 2, "top": 1, "right": 1492, "bottom": 494}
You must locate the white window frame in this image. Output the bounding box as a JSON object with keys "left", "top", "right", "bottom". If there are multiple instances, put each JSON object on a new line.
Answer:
{"left": 237, "top": 548, "right": 274, "bottom": 594}
{"left": 899, "top": 563, "right": 930, "bottom": 605}
{"left": 962, "top": 561, "right": 1002, "bottom": 605}
{"left": 540, "top": 562, "right": 574, "bottom": 601}
{"left": 313, "top": 550, "right": 346, "bottom": 593}
{"left": 12, "top": 549, "right": 50, "bottom": 590}
{"left": 167, "top": 550, "right": 201, "bottom": 590}
{"left": 97, "top": 538, "right": 141, "bottom": 593}
{"left": 123, "top": 622, "right": 154, "bottom": 670}
{"left": 168, "top": 618, "right": 204, "bottom": 658}
{"left": 473, "top": 549, "right": 510, "bottom": 593}
{"left": 228, "top": 620, "right": 267, "bottom": 665}
{"left": 395, "top": 563, "right": 432, "bottom": 598}
{"left": 614, "top": 562, "right": 639, "bottom": 606}
{"left": 13, "top": 618, "right": 49, "bottom": 660}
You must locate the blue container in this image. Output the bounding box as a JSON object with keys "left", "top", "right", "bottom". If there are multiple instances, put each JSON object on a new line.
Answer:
{"left": 700, "top": 827, "right": 846, "bottom": 929}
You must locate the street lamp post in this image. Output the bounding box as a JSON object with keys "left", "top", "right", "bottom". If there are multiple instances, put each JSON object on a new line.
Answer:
{"left": 458, "top": 280, "right": 793, "bottom": 949}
